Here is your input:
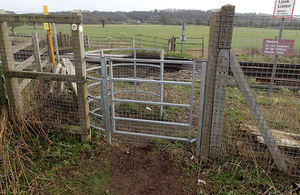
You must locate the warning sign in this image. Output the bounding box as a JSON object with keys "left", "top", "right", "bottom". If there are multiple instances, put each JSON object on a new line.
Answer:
{"left": 273, "top": 0, "right": 296, "bottom": 18}
{"left": 262, "top": 39, "right": 294, "bottom": 56}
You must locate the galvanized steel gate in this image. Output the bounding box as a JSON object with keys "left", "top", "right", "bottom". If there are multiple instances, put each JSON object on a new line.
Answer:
{"left": 87, "top": 48, "right": 198, "bottom": 144}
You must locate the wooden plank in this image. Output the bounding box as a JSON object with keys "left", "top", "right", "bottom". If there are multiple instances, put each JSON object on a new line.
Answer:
{"left": 49, "top": 63, "right": 62, "bottom": 93}
{"left": 0, "top": 14, "right": 82, "bottom": 24}
{"left": 4, "top": 70, "right": 86, "bottom": 83}
{"left": 12, "top": 38, "right": 33, "bottom": 54}
{"left": 40, "top": 46, "right": 49, "bottom": 55}
{"left": 32, "top": 33, "right": 42, "bottom": 72}
{"left": 0, "top": 21, "right": 23, "bottom": 116}
{"left": 20, "top": 78, "right": 32, "bottom": 91}
{"left": 41, "top": 56, "right": 50, "bottom": 68}
{"left": 242, "top": 125, "right": 300, "bottom": 149}
{"left": 229, "top": 49, "right": 288, "bottom": 171}
{"left": 16, "top": 55, "right": 35, "bottom": 71}
{"left": 71, "top": 10, "right": 91, "bottom": 141}
{"left": 61, "top": 58, "right": 77, "bottom": 94}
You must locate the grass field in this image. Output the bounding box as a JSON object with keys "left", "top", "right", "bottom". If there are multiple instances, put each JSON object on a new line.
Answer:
{"left": 14, "top": 24, "right": 300, "bottom": 52}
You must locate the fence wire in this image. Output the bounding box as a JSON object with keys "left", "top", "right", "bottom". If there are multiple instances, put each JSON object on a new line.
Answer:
{"left": 218, "top": 14, "right": 300, "bottom": 177}
{"left": 0, "top": 12, "right": 84, "bottom": 134}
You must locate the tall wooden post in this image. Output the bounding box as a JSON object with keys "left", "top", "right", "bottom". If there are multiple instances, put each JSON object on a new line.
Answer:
{"left": 200, "top": 9, "right": 221, "bottom": 161}
{"left": 200, "top": 5, "right": 235, "bottom": 160}
{"left": 71, "top": 10, "right": 91, "bottom": 141}
{"left": 0, "top": 20, "right": 23, "bottom": 116}
{"left": 140, "top": 34, "right": 143, "bottom": 48}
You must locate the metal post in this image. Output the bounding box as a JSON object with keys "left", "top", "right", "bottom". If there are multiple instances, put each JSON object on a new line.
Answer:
{"left": 109, "top": 58, "right": 116, "bottom": 133}
{"left": 187, "top": 60, "right": 196, "bottom": 141}
{"left": 133, "top": 37, "right": 135, "bottom": 48}
{"left": 196, "top": 60, "right": 207, "bottom": 156}
{"left": 160, "top": 50, "right": 164, "bottom": 116}
{"left": 100, "top": 57, "right": 111, "bottom": 144}
{"left": 269, "top": 18, "right": 285, "bottom": 94}
{"left": 181, "top": 26, "right": 184, "bottom": 56}
{"left": 52, "top": 23, "right": 60, "bottom": 63}
{"left": 134, "top": 48, "right": 137, "bottom": 100}
{"left": 202, "top": 37, "right": 205, "bottom": 57}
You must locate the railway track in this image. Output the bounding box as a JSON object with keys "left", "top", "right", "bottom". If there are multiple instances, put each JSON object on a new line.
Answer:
{"left": 15, "top": 50, "right": 300, "bottom": 86}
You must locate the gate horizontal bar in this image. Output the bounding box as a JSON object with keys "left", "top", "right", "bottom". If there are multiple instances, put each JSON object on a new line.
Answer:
{"left": 112, "top": 63, "right": 161, "bottom": 68}
{"left": 90, "top": 124, "right": 105, "bottom": 131}
{"left": 113, "top": 98, "right": 191, "bottom": 108}
{"left": 111, "top": 78, "right": 192, "bottom": 86}
{"left": 87, "top": 76, "right": 102, "bottom": 82}
{"left": 89, "top": 111, "right": 103, "bottom": 118}
{"left": 114, "top": 116, "right": 189, "bottom": 127}
{"left": 110, "top": 58, "right": 195, "bottom": 65}
{"left": 88, "top": 94, "right": 102, "bottom": 101}
{"left": 114, "top": 90, "right": 160, "bottom": 97}
{"left": 114, "top": 130, "right": 196, "bottom": 142}
{"left": 86, "top": 66, "right": 101, "bottom": 72}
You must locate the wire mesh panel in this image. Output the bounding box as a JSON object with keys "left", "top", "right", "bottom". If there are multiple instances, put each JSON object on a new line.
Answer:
{"left": 109, "top": 54, "right": 197, "bottom": 142}
{"left": 219, "top": 14, "right": 300, "bottom": 176}
{"left": 0, "top": 11, "right": 90, "bottom": 138}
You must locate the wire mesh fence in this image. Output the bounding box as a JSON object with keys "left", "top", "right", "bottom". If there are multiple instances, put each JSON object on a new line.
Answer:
{"left": 203, "top": 10, "right": 300, "bottom": 177}
{"left": 0, "top": 11, "right": 89, "bottom": 138}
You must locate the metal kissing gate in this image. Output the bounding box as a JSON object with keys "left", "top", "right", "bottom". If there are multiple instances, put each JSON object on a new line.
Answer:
{"left": 86, "top": 48, "right": 200, "bottom": 144}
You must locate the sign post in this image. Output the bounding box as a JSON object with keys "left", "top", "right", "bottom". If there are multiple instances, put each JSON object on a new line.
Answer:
{"left": 181, "top": 20, "right": 186, "bottom": 56}
{"left": 268, "top": 0, "right": 296, "bottom": 94}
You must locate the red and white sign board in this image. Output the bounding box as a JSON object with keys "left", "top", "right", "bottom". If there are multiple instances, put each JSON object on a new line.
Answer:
{"left": 273, "top": 0, "right": 296, "bottom": 18}
{"left": 262, "top": 39, "right": 294, "bottom": 56}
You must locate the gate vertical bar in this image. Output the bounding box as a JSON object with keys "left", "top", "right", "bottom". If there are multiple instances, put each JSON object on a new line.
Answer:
{"left": 100, "top": 57, "right": 111, "bottom": 144}
{"left": 160, "top": 50, "right": 164, "bottom": 116}
{"left": 109, "top": 58, "right": 116, "bottom": 133}
{"left": 187, "top": 60, "right": 196, "bottom": 141}
{"left": 196, "top": 60, "right": 207, "bottom": 156}
{"left": 200, "top": 9, "right": 221, "bottom": 161}
{"left": 134, "top": 48, "right": 137, "bottom": 100}
{"left": 71, "top": 10, "right": 91, "bottom": 141}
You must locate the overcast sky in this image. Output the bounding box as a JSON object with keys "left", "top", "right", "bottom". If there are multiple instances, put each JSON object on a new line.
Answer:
{"left": 2, "top": 0, "right": 300, "bottom": 15}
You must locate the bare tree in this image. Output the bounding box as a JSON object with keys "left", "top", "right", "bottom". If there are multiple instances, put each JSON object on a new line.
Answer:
{"left": 159, "top": 14, "right": 169, "bottom": 27}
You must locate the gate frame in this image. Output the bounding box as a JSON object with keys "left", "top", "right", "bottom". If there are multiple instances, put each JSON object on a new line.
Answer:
{"left": 87, "top": 48, "right": 199, "bottom": 143}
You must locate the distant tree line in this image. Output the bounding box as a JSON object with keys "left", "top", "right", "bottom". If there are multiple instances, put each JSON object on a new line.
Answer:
{"left": 81, "top": 9, "right": 211, "bottom": 25}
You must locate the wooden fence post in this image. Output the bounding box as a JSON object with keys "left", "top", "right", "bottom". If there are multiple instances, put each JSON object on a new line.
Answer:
{"left": 200, "top": 9, "right": 222, "bottom": 161}
{"left": 0, "top": 75, "right": 7, "bottom": 109}
{"left": 209, "top": 5, "right": 235, "bottom": 159}
{"left": 32, "top": 32, "right": 42, "bottom": 72}
{"left": 155, "top": 36, "right": 157, "bottom": 49}
{"left": 71, "top": 10, "right": 91, "bottom": 141}
{"left": 140, "top": 34, "right": 143, "bottom": 48}
{"left": 0, "top": 9, "right": 7, "bottom": 109}
{"left": 0, "top": 20, "right": 23, "bottom": 116}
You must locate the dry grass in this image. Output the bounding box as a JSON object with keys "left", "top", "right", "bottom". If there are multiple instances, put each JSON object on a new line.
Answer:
{"left": 0, "top": 108, "right": 52, "bottom": 194}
